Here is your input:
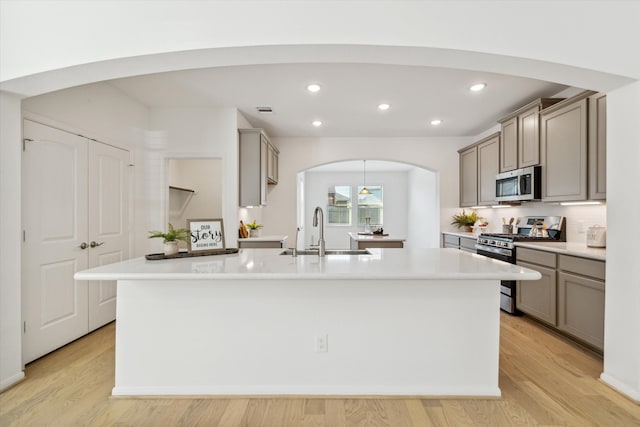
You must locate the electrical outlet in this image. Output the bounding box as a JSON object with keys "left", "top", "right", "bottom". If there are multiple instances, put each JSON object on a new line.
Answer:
{"left": 578, "top": 220, "right": 585, "bottom": 233}
{"left": 315, "top": 334, "right": 328, "bottom": 353}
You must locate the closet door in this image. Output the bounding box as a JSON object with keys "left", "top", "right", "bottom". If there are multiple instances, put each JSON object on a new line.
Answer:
{"left": 22, "top": 120, "right": 89, "bottom": 363}
{"left": 87, "top": 142, "right": 130, "bottom": 331}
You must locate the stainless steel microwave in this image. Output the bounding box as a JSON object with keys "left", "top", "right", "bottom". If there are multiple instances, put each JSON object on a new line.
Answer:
{"left": 495, "top": 166, "right": 541, "bottom": 202}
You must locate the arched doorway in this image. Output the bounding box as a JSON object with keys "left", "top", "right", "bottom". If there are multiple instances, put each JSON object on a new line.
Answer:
{"left": 296, "top": 160, "right": 438, "bottom": 249}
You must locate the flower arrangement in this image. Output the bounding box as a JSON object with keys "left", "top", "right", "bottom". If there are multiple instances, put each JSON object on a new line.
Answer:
{"left": 451, "top": 210, "right": 481, "bottom": 231}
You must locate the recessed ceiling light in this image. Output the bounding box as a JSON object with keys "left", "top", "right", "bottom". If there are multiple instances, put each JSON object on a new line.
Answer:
{"left": 312, "top": 120, "right": 323, "bottom": 127}
{"left": 307, "top": 84, "right": 321, "bottom": 93}
{"left": 378, "top": 103, "right": 390, "bottom": 111}
{"left": 470, "top": 83, "right": 487, "bottom": 92}
{"left": 430, "top": 119, "right": 442, "bottom": 126}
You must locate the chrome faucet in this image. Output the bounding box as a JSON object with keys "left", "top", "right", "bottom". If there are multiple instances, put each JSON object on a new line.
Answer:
{"left": 292, "top": 226, "right": 301, "bottom": 257}
{"left": 312, "top": 206, "right": 326, "bottom": 257}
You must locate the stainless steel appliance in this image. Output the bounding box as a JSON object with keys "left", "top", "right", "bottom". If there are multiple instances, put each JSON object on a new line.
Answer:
{"left": 475, "top": 216, "right": 565, "bottom": 314}
{"left": 495, "top": 166, "right": 541, "bottom": 202}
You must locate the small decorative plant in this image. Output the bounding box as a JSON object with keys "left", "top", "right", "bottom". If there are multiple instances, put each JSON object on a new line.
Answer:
{"left": 148, "top": 224, "right": 190, "bottom": 255}
{"left": 245, "top": 220, "right": 263, "bottom": 230}
{"left": 148, "top": 223, "right": 190, "bottom": 242}
{"left": 246, "top": 220, "right": 263, "bottom": 237}
{"left": 451, "top": 210, "right": 480, "bottom": 231}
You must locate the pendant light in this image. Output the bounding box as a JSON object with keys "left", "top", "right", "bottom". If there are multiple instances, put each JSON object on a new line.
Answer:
{"left": 359, "top": 160, "right": 371, "bottom": 195}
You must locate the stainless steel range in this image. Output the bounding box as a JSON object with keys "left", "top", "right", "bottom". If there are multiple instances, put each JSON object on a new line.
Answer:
{"left": 476, "top": 216, "right": 565, "bottom": 314}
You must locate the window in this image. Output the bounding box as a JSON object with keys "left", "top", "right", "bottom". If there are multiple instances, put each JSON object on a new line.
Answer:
{"left": 358, "top": 185, "right": 383, "bottom": 225}
{"left": 327, "top": 185, "right": 352, "bottom": 225}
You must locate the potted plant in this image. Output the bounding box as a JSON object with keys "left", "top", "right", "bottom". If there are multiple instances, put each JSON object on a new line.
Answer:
{"left": 246, "top": 220, "right": 263, "bottom": 237}
{"left": 451, "top": 210, "right": 480, "bottom": 232}
{"left": 148, "top": 223, "right": 190, "bottom": 255}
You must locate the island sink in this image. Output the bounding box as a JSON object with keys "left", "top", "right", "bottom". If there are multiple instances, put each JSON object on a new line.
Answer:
{"left": 279, "top": 249, "right": 371, "bottom": 256}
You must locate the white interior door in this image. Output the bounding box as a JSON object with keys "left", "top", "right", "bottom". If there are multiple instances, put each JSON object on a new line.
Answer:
{"left": 22, "top": 120, "right": 89, "bottom": 363}
{"left": 87, "top": 141, "right": 129, "bottom": 330}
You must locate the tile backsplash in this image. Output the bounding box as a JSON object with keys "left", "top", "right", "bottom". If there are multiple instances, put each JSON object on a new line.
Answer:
{"left": 444, "top": 202, "right": 606, "bottom": 244}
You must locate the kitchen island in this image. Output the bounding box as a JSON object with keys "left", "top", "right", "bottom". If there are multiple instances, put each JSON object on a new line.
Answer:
{"left": 75, "top": 248, "right": 540, "bottom": 397}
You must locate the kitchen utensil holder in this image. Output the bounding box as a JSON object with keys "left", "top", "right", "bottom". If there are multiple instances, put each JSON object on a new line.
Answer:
{"left": 502, "top": 224, "right": 513, "bottom": 234}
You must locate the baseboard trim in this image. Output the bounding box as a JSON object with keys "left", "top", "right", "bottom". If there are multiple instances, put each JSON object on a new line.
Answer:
{"left": 600, "top": 373, "right": 640, "bottom": 403}
{"left": 0, "top": 371, "right": 25, "bottom": 393}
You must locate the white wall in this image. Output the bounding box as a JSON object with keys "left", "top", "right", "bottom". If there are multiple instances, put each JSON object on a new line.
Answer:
{"left": 168, "top": 158, "right": 222, "bottom": 249}
{"left": 0, "top": 91, "right": 24, "bottom": 391}
{"left": 601, "top": 81, "right": 640, "bottom": 400}
{"left": 451, "top": 203, "right": 607, "bottom": 244}
{"left": 141, "top": 107, "right": 239, "bottom": 255}
{"left": 407, "top": 168, "right": 439, "bottom": 249}
{"left": 2, "top": 1, "right": 637, "bottom": 95}
{"left": 304, "top": 170, "right": 408, "bottom": 249}
{"left": 264, "top": 137, "right": 471, "bottom": 248}
{"left": 22, "top": 82, "right": 149, "bottom": 150}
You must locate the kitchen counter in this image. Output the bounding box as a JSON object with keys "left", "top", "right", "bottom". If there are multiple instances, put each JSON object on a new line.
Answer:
{"left": 75, "top": 248, "right": 540, "bottom": 397}
{"left": 348, "top": 232, "right": 405, "bottom": 249}
{"left": 237, "top": 234, "right": 287, "bottom": 248}
{"left": 514, "top": 241, "right": 606, "bottom": 261}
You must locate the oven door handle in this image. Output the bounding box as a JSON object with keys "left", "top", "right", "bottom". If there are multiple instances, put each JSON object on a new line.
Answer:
{"left": 475, "top": 244, "right": 513, "bottom": 257}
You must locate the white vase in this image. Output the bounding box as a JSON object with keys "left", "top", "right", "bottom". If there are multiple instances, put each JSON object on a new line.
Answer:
{"left": 163, "top": 241, "right": 179, "bottom": 255}
{"left": 249, "top": 228, "right": 260, "bottom": 237}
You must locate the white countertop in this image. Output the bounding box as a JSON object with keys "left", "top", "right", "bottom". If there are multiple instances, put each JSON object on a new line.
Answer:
{"left": 237, "top": 235, "right": 288, "bottom": 242}
{"left": 515, "top": 241, "right": 606, "bottom": 261}
{"left": 348, "top": 232, "right": 406, "bottom": 242}
{"left": 75, "top": 248, "right": 541, "bottom": 281}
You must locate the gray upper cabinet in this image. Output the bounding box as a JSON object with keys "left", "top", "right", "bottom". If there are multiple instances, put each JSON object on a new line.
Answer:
{"left": 458, "top": 145, "right": 478, "bottom": 207}
{"left": 498, "top": 98, "right": 563, "bottom": 172}
{"left": 458, "top": 132, "right": 500, "bottom": 207}
{"left": 266, "top": 141, "right": 279, "bottom": 185}
{"left": 540, "top": 94, "right": 591, "bottom": 202}
{"left": 589, "top": 92, "right": 607, "bottom": 200}
{"left": 239, "top": 128, "right": 270, "bottom": 207}
{"left": 477, "top": 133, "right": 500, "bottom": 206}
{"left": 500, "top": 116, "right": 518, "bottom": 172}
{"left": 518, "top": 105, "right": 541, "bottom": 168}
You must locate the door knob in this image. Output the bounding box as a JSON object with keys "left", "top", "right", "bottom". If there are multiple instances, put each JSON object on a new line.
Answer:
{"left": 90, "top": 241, "right": 104, "bottom": 248}
{"left": 79, "top": 242, "right": 88, "bottom": 250}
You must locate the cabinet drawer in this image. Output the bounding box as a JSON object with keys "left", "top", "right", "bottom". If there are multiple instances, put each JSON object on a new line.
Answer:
{"left": 460, "top": 237, "right": 477, "bottom": 251}
{"left": 558, "top": 255, "right": 605, "bottom": 281}
{"left": 443, "top": 243, "right": 459, "bottom": 249}
{"left": 443, "top": 234, "right": 460, "bottom": 246}
{"left": 516, "top": 247, "right": 557, "bottom": 268}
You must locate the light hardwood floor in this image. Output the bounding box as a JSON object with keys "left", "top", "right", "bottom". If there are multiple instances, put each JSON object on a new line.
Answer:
{"left": 1, "top": 313, "right": 639, "bottom": 426}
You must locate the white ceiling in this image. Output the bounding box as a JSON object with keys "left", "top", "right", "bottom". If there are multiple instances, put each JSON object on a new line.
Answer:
{"left": 109, "top": 63, "right": 569, "bottom": 138}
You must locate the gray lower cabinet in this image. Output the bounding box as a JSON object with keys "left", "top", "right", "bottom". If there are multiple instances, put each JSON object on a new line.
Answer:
{"left": 442, "top": 234, "right": 476, "bottom": 253}
{"left": 516, "top": 246, "right": 605, "bottom": 351}
{"left": 557, "top": 254, "right": 605, "bottom": 350}
{"left": 516, "top": 260, "right": 557, "bottom": 326}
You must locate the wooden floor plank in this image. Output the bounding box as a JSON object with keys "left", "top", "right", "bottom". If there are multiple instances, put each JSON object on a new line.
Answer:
{"left": 2, "top": 313, "right": 639, "bottom": 426}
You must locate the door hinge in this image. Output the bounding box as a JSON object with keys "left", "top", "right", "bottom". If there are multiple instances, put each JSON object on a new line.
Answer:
{"left": 23, "top": 230, "right": 26, "bottom": 242}
{"left": 23, "top": 138, "right": 33, "bottom": 152}
{"left": 23, "top": 321, "right": 27, "bottom": 334}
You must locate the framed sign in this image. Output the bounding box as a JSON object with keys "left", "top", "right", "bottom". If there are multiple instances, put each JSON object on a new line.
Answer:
{"left": 187, "top": 218, "right": 225, "bottom": 252}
